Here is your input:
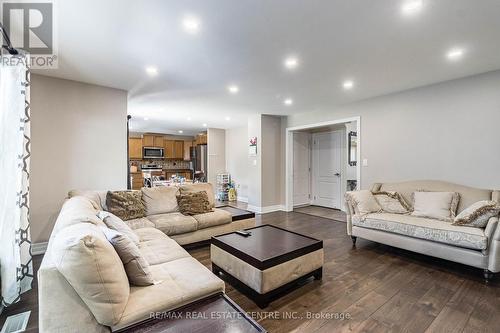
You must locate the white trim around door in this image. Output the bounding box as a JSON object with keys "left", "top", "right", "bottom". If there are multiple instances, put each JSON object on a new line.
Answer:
{"left": 285, "top": 116, "right": 361, "bottom": 212}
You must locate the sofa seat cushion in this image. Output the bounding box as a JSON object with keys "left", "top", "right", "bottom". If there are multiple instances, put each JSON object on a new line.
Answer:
{"left": 111, "top": 257, "right": 225, "bottom": 331}
{"left": 133, "top": 227, "right": 169, "bottom": 242}
{"left": 147, "top": 213, "right": 197, "bottom": 235}
{"left": 193, "top": 208, "right": 232, "bottom": 229}
{"left": 138, "top": 238, "right": 191, "bottom": 265}
{"left": 352, "top": 213, "right": 487, "bottom": 250}
{"left": 124, "top": 217, "right": 155, "bottom": 230}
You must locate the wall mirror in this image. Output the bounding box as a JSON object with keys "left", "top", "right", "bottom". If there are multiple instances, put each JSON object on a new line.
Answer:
{"left": 348, "top": 131, "right": 357, "bottom": 166}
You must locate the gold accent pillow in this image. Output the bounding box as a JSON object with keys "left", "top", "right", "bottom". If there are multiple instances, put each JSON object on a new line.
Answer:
{"left": 452, "top": 200, "right": 500, "bottom": 228}
{"left": 106, "top": 190, "right": 146, "bottom": 221}
{"left": 372, "top": 191, "right": 411, "bottom": 214}
{"left": 177, "top": 191, "right": 213, "bottom": 216}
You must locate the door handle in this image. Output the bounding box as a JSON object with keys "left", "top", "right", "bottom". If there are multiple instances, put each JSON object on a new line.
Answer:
{"left": 334, "top": 173, "right": 341, "bottom": 176}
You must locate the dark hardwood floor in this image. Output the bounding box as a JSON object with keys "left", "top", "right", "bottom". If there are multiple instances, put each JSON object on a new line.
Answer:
{"left": 191, "top": 211, "right": 500, "bottom": 333}
{"left": 3, "top": 210, "right": 500, "bottom": 333}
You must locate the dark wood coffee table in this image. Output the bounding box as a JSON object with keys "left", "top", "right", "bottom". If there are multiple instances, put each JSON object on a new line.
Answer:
{"left": 211, "top": 225, "right": 324, "bottom": 308}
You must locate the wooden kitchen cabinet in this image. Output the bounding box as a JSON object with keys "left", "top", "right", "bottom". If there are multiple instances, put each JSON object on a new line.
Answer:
{"left": 164, "top": 140, "right": 184, "bottom": 159}
{"left": 143, "top": 134, "right": 164, "bottom": 147}
{"left": 195, "top": 133, "right": 207, "bottom": 145}
{"left": 130, "top": 172, "right": 143, "bottom": 190}
{"left": 164, "top": 140, "right": 174, "bottom": 158}
{"left": 183, "top": 141, "right": 193, "bottom": 160}
{"left": 174, "top": 140, "right": 184, "bottom": 159}
{"left": 129, "top": 138, "right": 143, "bottom": 159}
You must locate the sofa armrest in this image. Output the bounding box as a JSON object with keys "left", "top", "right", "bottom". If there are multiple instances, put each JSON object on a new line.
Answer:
{"left": 486, "top": 216, "right": 500, "bottom": 272}
{"left": 345, "top": 197, "right": 356, "bottom": 235}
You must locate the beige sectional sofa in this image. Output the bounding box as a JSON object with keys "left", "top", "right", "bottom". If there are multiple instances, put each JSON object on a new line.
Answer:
{"left": 346, "top": 180, "right": 500, "bottom": 279}
{"left": 39, "top": 183, "right": 255, "bottom": 332}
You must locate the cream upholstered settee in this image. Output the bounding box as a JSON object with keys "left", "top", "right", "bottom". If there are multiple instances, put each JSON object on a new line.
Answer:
{"left": 38, "top": 183, "right": 255, "bottom": 332}
{"left": 346, "top": 180, "right": 500, "bottom": 280}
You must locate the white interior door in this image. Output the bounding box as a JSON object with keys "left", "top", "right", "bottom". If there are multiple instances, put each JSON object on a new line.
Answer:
{"left": 293, "top": 132, "right": 310, "bottom": 206}
{"left": 312, "top": 131, "right": 342, "bottom": 209}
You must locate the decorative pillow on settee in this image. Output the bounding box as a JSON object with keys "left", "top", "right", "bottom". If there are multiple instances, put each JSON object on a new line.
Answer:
{"left": 372, "top": 191, "right": 411, "bottom": 214}
{"left": 411, "top": 191, "right": 460, "bottom": 222}
{"left": 452, "top": 200, "right": 500, "bottom": 228}
{"left": 177, "top": 191, "right": 213, "bottom": 215}
{"left": 345, "top": 190, "right": 382, "bottom": 215}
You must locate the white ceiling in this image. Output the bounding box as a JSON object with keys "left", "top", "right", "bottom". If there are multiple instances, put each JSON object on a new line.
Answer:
{"left": 35, "top": 0, "right": 500, "bottom": 135}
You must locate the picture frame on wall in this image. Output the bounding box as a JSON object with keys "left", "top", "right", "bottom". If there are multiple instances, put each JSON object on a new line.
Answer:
{"left": 249, "top": 136, "right": 257, "bottom": 156}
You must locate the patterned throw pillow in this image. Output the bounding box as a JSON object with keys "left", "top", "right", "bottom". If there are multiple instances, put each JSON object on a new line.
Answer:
{"left": 372, "top": 191, "right": 411, "bottom": 214}
{"left": 177, "top": 191, "right": 213, "bottom": 216}
{"left": 106, "top": 190, "right": 146, "bottom": 221}
{"left": 452, "top": 201, "right": 500, "bottom": 228}
{"left": 345, "top": 190, "right": 382, "bottom": 215}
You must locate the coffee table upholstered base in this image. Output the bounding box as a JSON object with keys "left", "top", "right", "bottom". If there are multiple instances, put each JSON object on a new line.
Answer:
{"left": 210, "top": 225, "right": 324, "bottom": 308}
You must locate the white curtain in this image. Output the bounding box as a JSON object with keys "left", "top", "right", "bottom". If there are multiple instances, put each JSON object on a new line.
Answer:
{"left": 0, "top": 55, "right": 33, "bottom": 307}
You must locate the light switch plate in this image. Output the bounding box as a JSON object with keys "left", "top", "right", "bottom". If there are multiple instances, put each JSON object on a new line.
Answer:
{"left": 253, "top": 159, "right": 257, "bottom": 166}
{"left": 362, "top": 159, "right": 368, "bottom": 167}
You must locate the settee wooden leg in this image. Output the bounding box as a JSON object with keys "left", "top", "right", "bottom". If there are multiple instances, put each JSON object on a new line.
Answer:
{"left": 351, "top": 236, "right": 357, "bottom": 246}
{"left": 484, "top": 269, "right": 494, "bottom": 282}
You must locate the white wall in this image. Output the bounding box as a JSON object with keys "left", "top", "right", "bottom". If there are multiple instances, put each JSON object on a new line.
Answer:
{"left": 225, "top": 126, "right": 249, "bottom": 201}
{"left": 30, "top": 75, "right": 128, "bottom": 243}
{"left": 286, "top": 70, "right": 500, "bottom": 192}
{"left": 207, "top": 128, "right": 226, "bottom": 186}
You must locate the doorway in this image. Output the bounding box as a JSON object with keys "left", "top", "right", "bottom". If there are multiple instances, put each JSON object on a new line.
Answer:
{"left": 311, "top": 130, "right": 343, "bottom": 209}
{"left": 285, "top": 117, "right": 361, "bottom": 212}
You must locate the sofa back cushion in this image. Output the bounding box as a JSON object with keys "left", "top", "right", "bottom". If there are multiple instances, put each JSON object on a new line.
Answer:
{"left": 98, "top": 211, "right": 140, "bottom": 245}
{"left": 375, "top": 180, "right": 494, "bottom": 214}
{"left": 51, "top": 223, "right": 130, "bottom": 326}
{"left": 141, "top": 186, "right": 179, "bottom": 215}
{"left": 52, "top": 196, "right": 102, "bottom": 235}
{"left": 68, "top": 190, "right": 108, "bottom": 210}
{"left": 179, "top": 183, "right": 216, "bottom": 208}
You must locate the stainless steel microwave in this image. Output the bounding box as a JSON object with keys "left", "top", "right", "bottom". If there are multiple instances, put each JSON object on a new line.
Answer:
{"left": 143, "top": 147, "right": 164, "bottom": 159}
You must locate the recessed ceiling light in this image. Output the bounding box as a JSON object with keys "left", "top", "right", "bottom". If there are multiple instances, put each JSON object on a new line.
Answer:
{"left": 227, "top": 85, "right": 239, "bottom": 94}
{"left": 225, "top": 116, "right": 231, "bottom": 121}
{"left": 343, "top": 80, "right": 355, "bottom": 90}
{"left": 401, "top": 0, "right": 423, "bottom": 15}
{"left": 284, "top": 57, "right": 299, "bottom": 70}
{"left": 187, "top": 117, "right": 192, "bottom": 121}
{"left": 178, "top": 130, "right": 184, "bottom": 134}
{"left": 182, "top": 16, "right": 200, "bottom": 34}
{"left": 143, "top": 117, "right": 149, "bottom": 121}
{"left": 446, "top": 48, "right": 465, "bottom": 61}
{"left": 145, "top": 66, "right": 158, "bottom": 76}
{"left": 202, "top": 123, "right": 207, "bottom": 127}
{"left": 284, "top": 98, "right": 293, "bottom": 106}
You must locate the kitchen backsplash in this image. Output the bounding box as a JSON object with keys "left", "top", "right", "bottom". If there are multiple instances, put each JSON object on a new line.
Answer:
{"left": 130, "top": 160, "right": 191, "bottom": 170}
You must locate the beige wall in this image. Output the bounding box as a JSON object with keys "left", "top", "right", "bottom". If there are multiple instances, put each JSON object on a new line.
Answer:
{"left": 30, "top": 75, "right": 128, "bottom": 243}
{"left": 207, "top": 128, "right": 226, "bottom": 187}
{"left": 286, "top": 70, "right": 500, "bottom": 194}
{"left": 225, "top": 126, "right": 249, "bottom": 200}
{"left": 261, "top": 115, "right": 283, "bottom": 207}
{"left": 247, "top": 114, "right": 262, "bottom": 209}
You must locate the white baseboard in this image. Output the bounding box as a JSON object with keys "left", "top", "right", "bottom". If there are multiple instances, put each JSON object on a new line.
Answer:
{"left": 247, "top": 204, "right": 285, "bottom": 214}
{"left": 32, "top": 242, "right": 48, "bottom": 255}
{"left": 237, "top": 196, "right": 248, "bottom": 203}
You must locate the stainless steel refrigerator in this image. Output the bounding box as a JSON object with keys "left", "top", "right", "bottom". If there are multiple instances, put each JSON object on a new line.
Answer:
{"left": 190, "top": 144, "right": 207, "bottom": 182}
